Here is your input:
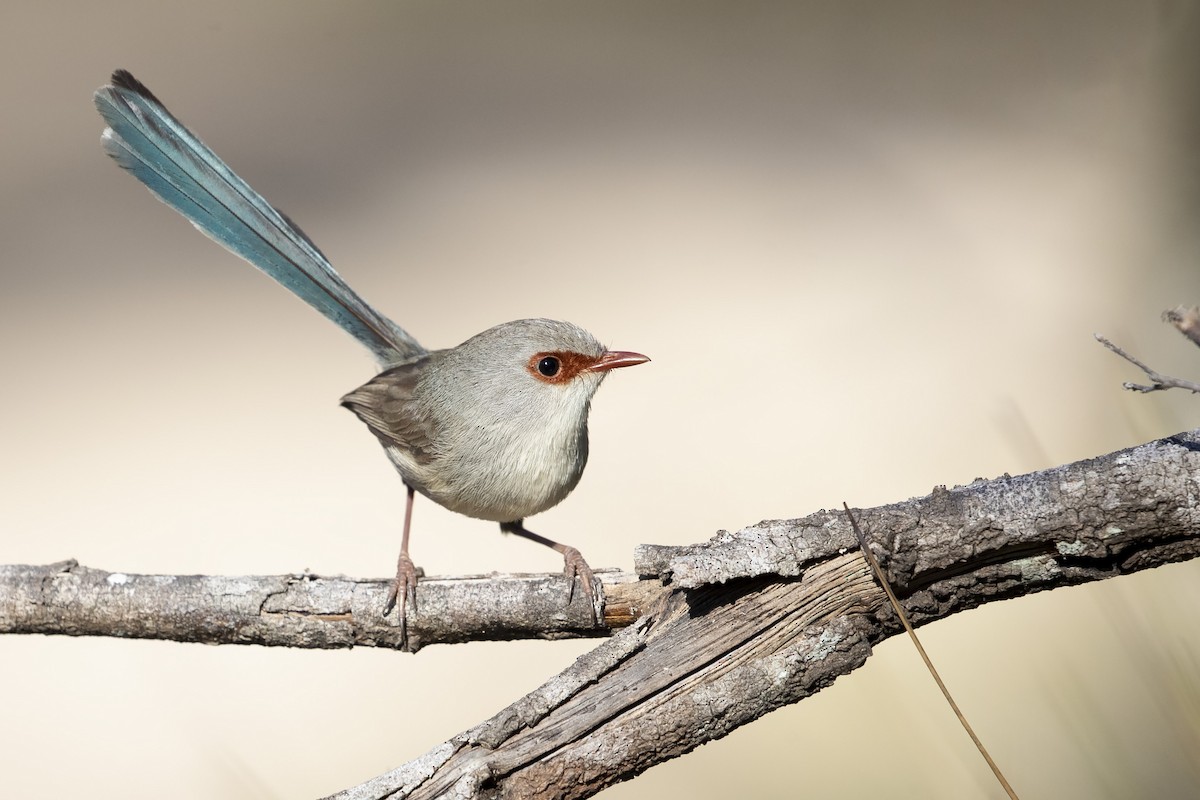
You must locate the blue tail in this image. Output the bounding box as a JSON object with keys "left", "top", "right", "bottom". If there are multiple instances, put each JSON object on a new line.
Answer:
{"left": 94, "top": 70, "right": 425, "bottom": 366}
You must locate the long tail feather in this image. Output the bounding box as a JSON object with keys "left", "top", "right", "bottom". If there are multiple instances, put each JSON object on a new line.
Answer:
{"left": 94, "top": 70, "right": 424, "bottom": 365}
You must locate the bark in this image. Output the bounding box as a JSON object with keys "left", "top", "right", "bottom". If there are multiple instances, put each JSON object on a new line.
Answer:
{"left": 0, "top": 565, "right": 651, "bottom": 649}
{"left": 3, "top": 430, "right": 1199, "bottom": 799}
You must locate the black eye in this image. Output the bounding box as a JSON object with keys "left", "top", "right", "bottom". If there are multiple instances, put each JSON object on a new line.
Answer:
{"left": 536, "top": 356, "right": 561, "bottom": 377}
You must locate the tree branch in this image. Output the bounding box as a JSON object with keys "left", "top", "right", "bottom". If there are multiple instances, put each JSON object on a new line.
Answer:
{"left": 333, "top": 429, "right": 1200, "bottom": 799}
{"left": 1096, "top": 307, "right": 1200, "bottom": 393}
{"left": 1095, "top": 333, "right": 1200, "bottom": 393}
{"left": 0, "top": 564, "right": 659, "bottom": 650}
{"left": 4, "top": 430, "right": 1199, "bottom": 798}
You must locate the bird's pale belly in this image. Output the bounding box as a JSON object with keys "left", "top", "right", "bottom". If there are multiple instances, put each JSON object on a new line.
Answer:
{"left": 387, "top": 439, "right": 588, "bottom": 523}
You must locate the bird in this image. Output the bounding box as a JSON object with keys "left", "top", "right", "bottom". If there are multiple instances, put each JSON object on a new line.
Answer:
{"left": 93, "top": 70, "right": 648, "bottom": 642}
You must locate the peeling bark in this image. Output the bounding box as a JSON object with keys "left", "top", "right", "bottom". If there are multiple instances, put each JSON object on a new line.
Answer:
{"left": 3, "top": 430, "right": 1198, "bottom": 798}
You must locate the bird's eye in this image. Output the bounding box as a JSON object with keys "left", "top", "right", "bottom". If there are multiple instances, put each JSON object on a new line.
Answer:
{"left": 536, "top": 356, "right": 561, "bottom": 377}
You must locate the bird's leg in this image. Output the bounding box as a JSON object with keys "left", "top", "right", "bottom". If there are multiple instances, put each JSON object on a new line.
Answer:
{"left": 383, "top": 485, "right": 421, "bottom": 644}
{"left": 499, "top": 520, "right": 601, "bottom": 622}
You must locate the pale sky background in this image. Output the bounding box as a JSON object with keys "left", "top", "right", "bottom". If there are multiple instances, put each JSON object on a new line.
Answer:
{"left": 2, "top": 2, "right": 1199, "bottom": 798}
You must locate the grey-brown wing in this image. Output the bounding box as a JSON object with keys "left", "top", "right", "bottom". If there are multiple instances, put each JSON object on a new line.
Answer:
{"left": 341, "top": 360, "right": 439, "bottom": 465}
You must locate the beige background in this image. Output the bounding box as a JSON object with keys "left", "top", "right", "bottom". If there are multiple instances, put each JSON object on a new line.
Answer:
{"left": 2, "top": 2, "right": 1199, "bottom": 797}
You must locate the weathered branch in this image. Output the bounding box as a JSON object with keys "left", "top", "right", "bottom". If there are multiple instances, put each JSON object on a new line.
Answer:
{"left": 330, "top": 429, "right": 1200, "bottom": 799}
{"left": 0, "top": 565, "right": 658, "bottom": 650}
{"left": 5, "top": 430, "right": 1199, "bottom": 799}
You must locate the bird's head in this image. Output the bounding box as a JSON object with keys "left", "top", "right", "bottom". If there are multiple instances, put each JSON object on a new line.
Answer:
{"left": 446, "top": 318, "right": 649, "bottom": 424}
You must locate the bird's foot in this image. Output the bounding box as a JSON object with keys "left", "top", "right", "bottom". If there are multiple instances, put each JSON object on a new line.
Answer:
{"left": 560, "top": 545, "right": 602, "bottom": 624}
{"left": 499, "top": 520, "right": 604, "bottom": 626}
{"left": 383, "top": 554, "right": 422, "bottom": 648}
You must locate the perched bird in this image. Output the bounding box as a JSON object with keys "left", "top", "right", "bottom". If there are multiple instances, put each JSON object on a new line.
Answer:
{"left": 93, "top": 70, "right": 648, "bottom": 640}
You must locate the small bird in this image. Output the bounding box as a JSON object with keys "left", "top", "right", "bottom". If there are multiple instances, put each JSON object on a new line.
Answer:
{"left": 93, "top": 70, "right": 648, "bottom": 639}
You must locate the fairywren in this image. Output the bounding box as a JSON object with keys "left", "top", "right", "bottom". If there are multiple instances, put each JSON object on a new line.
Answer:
{"left": 94, "top": 70, "right": 648, "bottom": 641}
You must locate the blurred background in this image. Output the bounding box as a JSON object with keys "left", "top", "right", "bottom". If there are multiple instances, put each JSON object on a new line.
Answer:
{"left": 2, "top": 1, "right": 1199, "bottom": 797}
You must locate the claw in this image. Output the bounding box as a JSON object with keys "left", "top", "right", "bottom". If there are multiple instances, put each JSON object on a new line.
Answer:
{"left": 560, "top": 545, "right": 601, "bottom": 624}
{"left": 383, "top": 552, "right": 420, "bottom": 648}
{"left": 499, "top": 519, "right": 604, "bottom": 626}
